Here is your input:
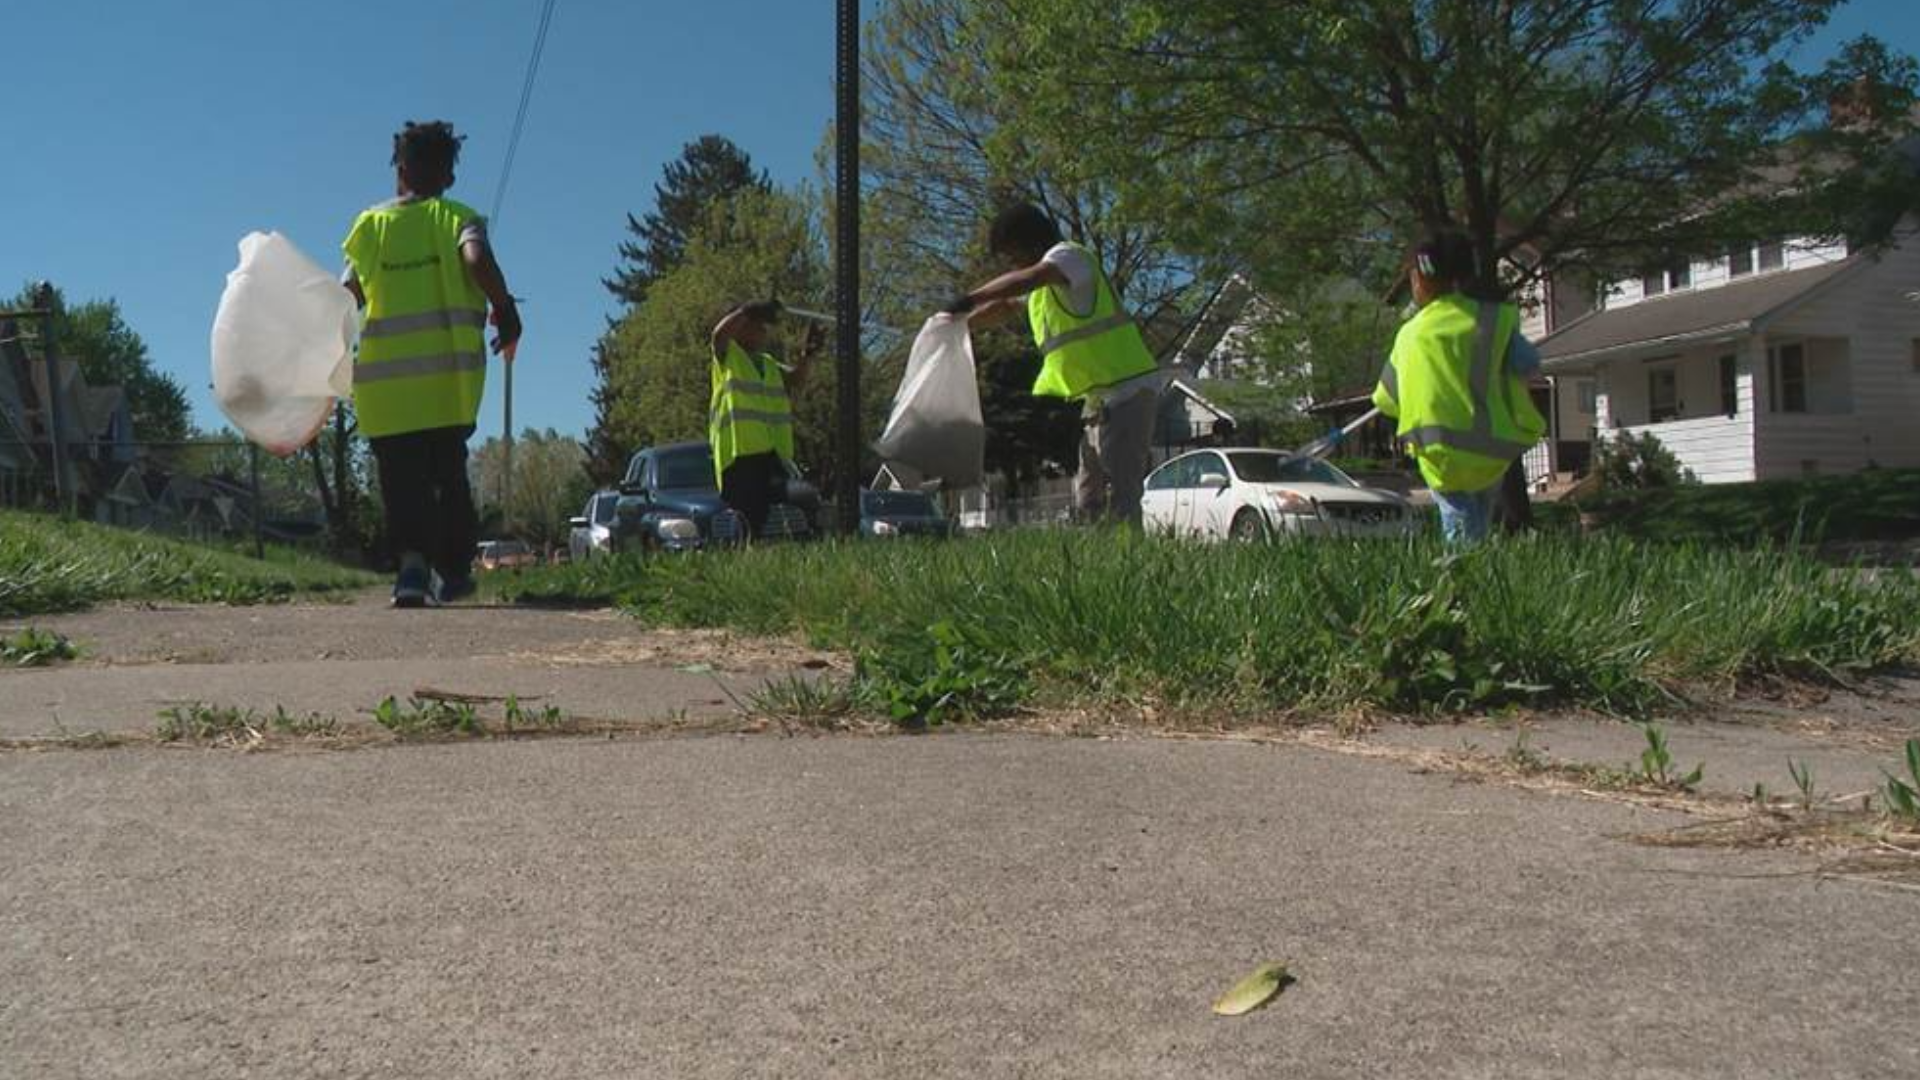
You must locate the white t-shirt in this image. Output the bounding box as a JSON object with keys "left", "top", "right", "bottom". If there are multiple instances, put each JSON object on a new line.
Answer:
{"left": 1039, "top": 243, "right": 1098, "bottom": 317}
{"left": 1036, "top": 242, "right": 1165, "bottom": 413}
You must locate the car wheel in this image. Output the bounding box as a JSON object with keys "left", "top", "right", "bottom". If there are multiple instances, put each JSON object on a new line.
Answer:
{"left": 1230, "top": 508, "right": 1268, "bottom": 543}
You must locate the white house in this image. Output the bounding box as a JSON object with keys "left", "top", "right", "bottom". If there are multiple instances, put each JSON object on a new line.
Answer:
{"left": 1536, "top": 229, "right": 1920, "bottom": 482}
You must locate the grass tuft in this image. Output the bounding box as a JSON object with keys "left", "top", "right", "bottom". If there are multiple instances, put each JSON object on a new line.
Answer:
{"left": 1, "top": 626, "right": 78, "bottom": 666}
{"left": 502, "top": 531, "right": 1920, "bottom": 723}
{"left": 1, "top": 510, "right": 376, "bottom": 617}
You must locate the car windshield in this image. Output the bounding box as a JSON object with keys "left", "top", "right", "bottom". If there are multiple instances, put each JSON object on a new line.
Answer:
{"left": 657, "top": 448, "right": 716, "bottom": 490}
{"left": 1228, "top": 453, "right": 1355, "bottom": 487}
{"left": 863, "top": 491, "right": 941, "bottom": 518}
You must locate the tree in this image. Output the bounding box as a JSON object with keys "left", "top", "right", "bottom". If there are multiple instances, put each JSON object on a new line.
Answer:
{"left": 590, "top": 136, "right": 771, "bottom": 481}
{"left": 10, "top": 283, "right": 191, "bottom": 442}
{"left": 993, "top": 1, "right": 1919, "bottom": 301}
{"left": 470, "top": 428, "right": 591, "bottom": 551}
{"left": 596, "top": 188, "right": 886, "bottom": 496}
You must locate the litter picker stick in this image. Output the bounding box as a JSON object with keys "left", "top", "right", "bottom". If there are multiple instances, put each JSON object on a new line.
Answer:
{"left": 783, "top": 305, "right": 905, "bottom": 338}
{"left": 1291, "top": 406, "right": 1383, "bottom": 462}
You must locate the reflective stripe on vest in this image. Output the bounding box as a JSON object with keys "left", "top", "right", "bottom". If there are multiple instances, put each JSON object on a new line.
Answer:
{"left": 353, "top": 350, "right": 488, "bottom": 384}
{"left": 1026, "top": 243, "right": 1159, "bottom": 400}
{"left": 344, "top": 196, "right": 489, "bottom": 438}
{"left": 1374, "top": 297, "right": 1546, "bottom": 493}
{"left": 709, "top": 342, "right": 794, "bottom": 485}
{"left": 361, "top": 308, "right": 489, "bottom": 339}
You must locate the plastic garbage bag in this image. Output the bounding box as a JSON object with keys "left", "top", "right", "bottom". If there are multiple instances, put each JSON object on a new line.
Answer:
{"left": 210, "top": 232, "right": 356, "bottom": 456}
{"left": 873, "top": 314, "right": 985, "bottom": 488}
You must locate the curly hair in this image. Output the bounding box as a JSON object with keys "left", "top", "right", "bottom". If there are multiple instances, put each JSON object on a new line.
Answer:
{"left": 391, "top": 120, "right": 464, "bottom": 195}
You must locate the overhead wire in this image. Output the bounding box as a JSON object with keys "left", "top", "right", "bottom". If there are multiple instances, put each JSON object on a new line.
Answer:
{"left": 490, "top": 0, "right": 558, "bottom": 227}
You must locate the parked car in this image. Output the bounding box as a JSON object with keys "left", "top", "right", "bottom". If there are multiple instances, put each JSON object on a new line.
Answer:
{"left": 567, "top": 490, "right": 619, "bottom": 561}
{"left": 613, "top": 441, "right": 821, "bottom": 551}
{"left": 476, "top": 539, "right": 537, "bottom": 571}
{"left": 861, "top": 489, "right": 953, "bottom": 538}
{"left": 1142, "top": 448, "right": 1416, "bottom": 540}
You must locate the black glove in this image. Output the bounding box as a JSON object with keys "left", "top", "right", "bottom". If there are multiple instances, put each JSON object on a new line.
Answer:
{"left": 940, "top": 294, "right": 976, "bottom": 316}
{"left": 741, "top": 299, "right": 783, "bottom": 322}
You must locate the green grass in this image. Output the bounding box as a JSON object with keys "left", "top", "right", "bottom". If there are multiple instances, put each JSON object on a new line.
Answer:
{"left": 0, "top": 510, "right": 376, "bottom": 617}
{"left": 1546, "top": 468, "right": 1920, "bottom": 547}
{"left": 1, "top": 626, "right": 78, "bottom": 666}
{"left": 497, "top": 531, "right": 1920, "bottom": 722}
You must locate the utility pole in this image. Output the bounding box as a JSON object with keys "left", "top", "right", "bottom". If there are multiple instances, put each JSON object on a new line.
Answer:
{"left": 833, "top": 0, "right": 862, "bottom": 534}
{"left": 30, "top": 283, "right": 75, "bottom": 517}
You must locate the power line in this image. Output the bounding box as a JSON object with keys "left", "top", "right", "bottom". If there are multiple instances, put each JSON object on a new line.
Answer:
{"left": 490, "top": 0, "right": 558, "bottom": 227}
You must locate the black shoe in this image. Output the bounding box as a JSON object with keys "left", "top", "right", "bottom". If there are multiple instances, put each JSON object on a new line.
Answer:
{"left": 436, "top": 574, "right": 478, "bottom": 605}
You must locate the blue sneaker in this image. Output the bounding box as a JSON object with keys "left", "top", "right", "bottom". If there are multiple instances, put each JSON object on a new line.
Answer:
{"left": 392, "top": 554, "right": 431, "bottom": 609}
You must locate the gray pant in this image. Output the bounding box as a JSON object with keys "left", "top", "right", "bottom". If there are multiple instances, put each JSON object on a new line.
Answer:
{"left": 1075, "top": 389, "right": 1160, "bottom": 527}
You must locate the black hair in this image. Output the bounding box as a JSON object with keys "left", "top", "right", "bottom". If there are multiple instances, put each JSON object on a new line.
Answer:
{"left": 988, "top": 203, "right": 1063, "bottom": 258}
{"left": 1411, "top": 228, "right": 1477, "bottom": 288}
{"left": 391, "top": 120, "right": 464, "bottom": 195}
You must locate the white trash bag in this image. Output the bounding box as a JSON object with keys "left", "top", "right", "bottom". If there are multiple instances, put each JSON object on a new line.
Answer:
{"left": 874, "top": 314, "right": 985, "bottom": 488}
{"left": 210, "top": 232, "right": 356, "bottom": 456}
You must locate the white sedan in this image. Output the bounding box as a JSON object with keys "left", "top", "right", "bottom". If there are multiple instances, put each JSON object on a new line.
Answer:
{"left": 1141, "top": 448, "right": 1417, "bottom": 540}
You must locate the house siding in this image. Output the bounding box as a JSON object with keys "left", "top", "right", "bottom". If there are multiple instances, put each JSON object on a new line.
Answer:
{"left": 1603, "top": 238, "right": 1850, "bottom": 312}
{"left": 1762, "top": 236, "right": 1920, "bottom": 476}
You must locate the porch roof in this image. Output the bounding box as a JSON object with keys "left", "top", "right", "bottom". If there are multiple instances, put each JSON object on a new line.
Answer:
{"left": 1538, "top": 255, "right": 1864, "bottom": 369}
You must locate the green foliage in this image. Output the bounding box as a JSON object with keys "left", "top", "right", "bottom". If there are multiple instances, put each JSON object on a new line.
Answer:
{"left": 858, "top": 619, "right": 1030, "bottom": 726}
{"left": 0, "top": 626, "right": 77, "bottom": 666}
{"left": 502, "top": 695, "right": 565, "bottom": 730}
{"left": 371, "top": 696, "right": 480, "bottom": 737}
{"left": 470, "top": 428, "right": 591, "bottom": 549}
{"left": 1883, "top": 739, "right": 1920, "bottom": 821}
{"left": 989, "top": 2, "right": 1918, "bottom": 301}
{"left": 746, "top": 674, "right": 864, "bottom": 731}
{"left": 0, "top": 510, "right": 376, "bottom": 617}
{"left": 154, "top": 703, "right": 337, "bottom": 743}
{"left": 594, "top": 136, "right": 770, "bottom": 479}
{"left": 1595, "top": 432, "right": 1698, "bottom": 491}
{"left": 502, "top": 531, "right": 1920, "bottom": 721}
{"left": 1564, "top": 468, "right": 1920, "bottom": 547}
{"left": 9, "top": 283, "right": 191, "bottom": 442}
{"left": 1789, "top": 758, "right": 1818, "bottom": 811}
{"left": 1634, "top": 722, "right": 1704, "bottom": 791}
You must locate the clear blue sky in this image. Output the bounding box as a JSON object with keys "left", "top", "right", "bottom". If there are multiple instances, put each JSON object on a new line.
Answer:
{"left": 1, "top": 0, "right": 1913, "bottom": 444}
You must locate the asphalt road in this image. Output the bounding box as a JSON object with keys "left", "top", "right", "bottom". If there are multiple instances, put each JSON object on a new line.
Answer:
{"left": 4, "top": 732, "right": 1915, "bottom": 1080}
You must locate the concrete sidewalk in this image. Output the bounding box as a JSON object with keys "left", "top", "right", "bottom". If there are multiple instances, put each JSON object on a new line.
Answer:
{"left": 0, "top": 594, "right": 830, "bottom": 739}
{"left": 3, "top": 732, "right": 1914, "bottom": 1080}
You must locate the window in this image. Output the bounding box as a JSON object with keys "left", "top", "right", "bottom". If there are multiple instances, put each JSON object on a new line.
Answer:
{"left": 1718, "top": 356, "right": 1738, "bottom": 416}
{"left": 1576, "top": 380, "right": 1597, "bottom": 415}
{"left": 1728, "top": 245, "right": 1754, "bottom": 278}
{"left": 1148, "top": 456, "right": 1194, "bottom": 491}
{"left": 592, "top": 495, "right": 617, "bottom": 525}
{"left": 1227, "top": 453, "right": 1355, "bottom": 488}
{"left": 1640, "top": 271, "right": 1667, "bottom": 298}
{"left": 1668, "top": 259, "right": 1691, "bottom": 290}
{"left": 1771, "top": 343, "right": 1807, "bottom": 414}
{"left": 1190, "top": 452, "right": 1229, "bottom": 485}
{"left": 657, "top": 447, "right": 716, "bottom": 489}
{"left": 1911, "top": 339, "right": 1920, "bottom": 374}
{"left": 1757, "top": 242, "right": 1785, "bottom": 271}
{"left": 1648, "top": 366, "right": 1680, "bottom": 423}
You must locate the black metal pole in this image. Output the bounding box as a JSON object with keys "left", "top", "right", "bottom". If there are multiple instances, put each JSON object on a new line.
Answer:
{"left": 833, "top": 0, "right": 862, "bottom": 535}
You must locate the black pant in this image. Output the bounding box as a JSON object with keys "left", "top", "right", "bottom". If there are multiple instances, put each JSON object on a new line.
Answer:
{"left": 370, "top": 424, "right": 478, "bottom": 581}
{"left": 721, "top": 451, "right": 783, "bottom": 537}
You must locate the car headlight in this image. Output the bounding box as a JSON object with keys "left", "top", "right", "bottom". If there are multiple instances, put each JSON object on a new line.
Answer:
{"left": 871, "top": 520, "right": 898, "bottom": 536}
{"left": 656, "top": 517, "right": 701, "bottom": 542}
{"left": 1267, "top": 490, "right": 1313, "bottom": 514}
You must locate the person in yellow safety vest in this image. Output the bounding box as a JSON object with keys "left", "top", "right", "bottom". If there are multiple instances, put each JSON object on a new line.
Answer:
{"left": 342, "top": 120, "right": 522, "bottom": 607}
{"left": 942, "top": 204, "right": 1164, "bottom": 527}
{"left": 1373, "top": 229, "right": 1546, "bottom": 545}
{"left": 709, "top": 300, "right": 812, "bottom": 538}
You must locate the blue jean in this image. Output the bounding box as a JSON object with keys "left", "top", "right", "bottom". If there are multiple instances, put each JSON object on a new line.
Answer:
{"left": 1431, "top": 486, "right": 1495, "bottom": 546}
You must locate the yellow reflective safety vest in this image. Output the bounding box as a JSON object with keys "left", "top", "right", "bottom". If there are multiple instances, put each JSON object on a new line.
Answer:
{"left": 1026, "top": 243, "right": 1158, "bottom": 400}
{"left": 1373, "top": 294, "right": 1546, "bottom": 493}
{"left": 709, "top": 341, "right": 795, "bottom": 485}
{"left": 342, "top": 197, "right": 489, "bottom": 439}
